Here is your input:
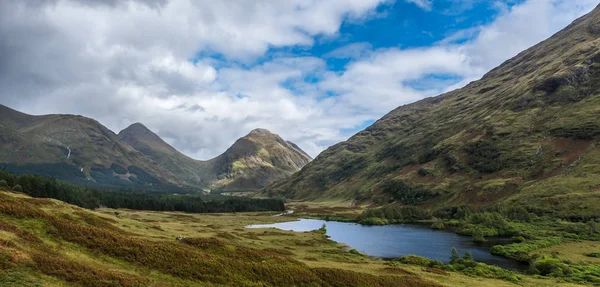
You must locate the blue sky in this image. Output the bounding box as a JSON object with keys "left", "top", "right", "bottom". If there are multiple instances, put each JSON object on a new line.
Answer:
{"left": 1, "top": 0, "right": 597, "bottom": 159}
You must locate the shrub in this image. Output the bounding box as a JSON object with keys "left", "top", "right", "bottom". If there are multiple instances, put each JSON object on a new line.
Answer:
{"left": 512, "top": 236, "right": 526, "bottom": 243}
{"left": 358, "top": 206, "right": 431, "bottom": 223}
{"left": 463, "top": 251, "right": 473, "bottom": 261}
{"left": 431, "top": 222, "right": 445, "bottom": 230}
{"left": 531, "top": 257, "right": 573, "bottom": 276}
{"left": 473, "top": 231, "right": 486, "bottom": 243}
{"left": 450, "top": 248, "right": 460, "bottom": 263}
{"left": 359, "top": 217, "right": 386, "bottom": 225}
{"left": 12, "top": 184, "right": 23, "bottom": 192}
{"left": 464, "top": 140, "right": 505, "bottom": 173}
{"left": 0, "top": 180, "right": 8, "bottom": 188}
{"left": 380, "top": 179, "right": 439, "bottom": 204}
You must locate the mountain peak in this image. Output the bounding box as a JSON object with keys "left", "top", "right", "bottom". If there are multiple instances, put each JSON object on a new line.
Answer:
{"left": 121, "top": 122, "right": 151, "bottom": 133}
{"left": 247, "top": 128, "right": 273, "bottom": 137}
{"left": 118, "top": 122, "right": 163, "bottom": 142}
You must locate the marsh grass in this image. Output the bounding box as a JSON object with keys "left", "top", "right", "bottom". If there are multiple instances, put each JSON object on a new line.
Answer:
{"left": 0, "top": 191, "right": 444, "bottom": 287}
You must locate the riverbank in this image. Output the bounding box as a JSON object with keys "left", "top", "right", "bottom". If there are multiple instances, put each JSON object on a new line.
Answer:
{"left": 280, "top": 202, "right": 600, "bottom": 285}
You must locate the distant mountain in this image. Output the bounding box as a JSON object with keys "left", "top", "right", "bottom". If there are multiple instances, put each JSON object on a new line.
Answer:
{"left": 203, "top": 128, "right": 312, "bottom": 190}
{"left": 0, "top": 105, "right": 310, "bottom": 191}
{"left": 118, "top": 123, "right": 207, "bottom": 188}
{"left": 263, "top": 4, "right": 600, "bottom": 219}
{"left": 119, "top": 124, "right": 312, "bottom": 191}
{"left": 0, "top": 105, "right": 182, "bottom": 190}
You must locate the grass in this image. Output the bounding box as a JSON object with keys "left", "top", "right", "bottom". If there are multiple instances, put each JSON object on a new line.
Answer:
{"left": 1, "top": 189, "right": 597, "bottom": 286}
{"left": 0, "top": 190, "right": 443, "bottom": 287}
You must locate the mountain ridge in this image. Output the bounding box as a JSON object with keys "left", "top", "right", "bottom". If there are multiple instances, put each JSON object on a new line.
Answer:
{"left": 263, "top": 5, "right": 600, "bottom": 219}
{"left": 119, "top": 123, "right": 312, "bottom": 190}
{"left": 0, "top": 105, "right": 311, "bottom": 191}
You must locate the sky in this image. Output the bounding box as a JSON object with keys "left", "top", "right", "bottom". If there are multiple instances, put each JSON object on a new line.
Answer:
{"left": 0, "top": 0, "right": 597, "bottom": 159}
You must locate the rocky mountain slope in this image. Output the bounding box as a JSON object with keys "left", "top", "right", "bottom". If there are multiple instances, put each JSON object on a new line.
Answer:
{"left": 0, "top": 106, "right": 311, "bottom": 191}
{"left": 119, "top": 124, "right": 312, "bottom": 191}
{"left": 264, "top": 4, "right": 600, "bottom": 219}
{"left": 118, "top": 123, "right": 207, "bottom": 188}
{"left": 201, "top": 128, "right": 312, "bottom": 190}
{"left": 0, "top": 105, "right": 182, "bottom": 190}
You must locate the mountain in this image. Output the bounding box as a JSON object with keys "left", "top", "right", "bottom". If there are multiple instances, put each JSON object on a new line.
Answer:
{"left": 263, "top": 5, "right": 600, "bottom": 219}
{"left": 0, "top": 105, "right": 311, "bottom": 191}
{"left": 0, "top": 105, "right": 182, "bottom": 190}
{"left": 119, "top": 124, "right": 312, "bottom": 191}
{"left": 202, "top": 128, "right": 312, "bottom": 190}
{"left": 118, "top": 123, "right": 207, "bottom": 188}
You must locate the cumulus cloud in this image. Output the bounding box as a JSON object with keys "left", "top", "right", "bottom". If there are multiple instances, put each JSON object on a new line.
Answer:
{"left": 0, "top": 0, "right": 597, "bottom": 160}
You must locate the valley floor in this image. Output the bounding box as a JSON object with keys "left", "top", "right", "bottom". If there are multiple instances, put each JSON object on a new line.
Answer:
{"left": 0, "top": 189, "right": 593, "bottom": 286}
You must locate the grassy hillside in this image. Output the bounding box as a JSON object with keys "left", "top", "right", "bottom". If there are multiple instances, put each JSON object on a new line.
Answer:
{"left": 264, "top": 4, "right": 600, "bottom": 219}
{"left": 0, "top": 189, "right": 587, "bottom": 287}
{"left": 119, "top": 123, "right": 208, "bottom": 188}
{"left": 0, "top": 106, "right": 310, "bottom": 192}
{"left": 120, "top": 124, "right": 312, "bottom": 191}
{"left": 0, "top": 105, "right": 182, "bottom": 190}
{"left": 205, "top": 128, "right": 313, "bottom": 191}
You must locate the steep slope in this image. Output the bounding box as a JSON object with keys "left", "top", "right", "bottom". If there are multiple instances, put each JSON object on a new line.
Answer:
{"left": 265, "top": 5, "right": 600, "bottom": 219}
{"left": 0, "top": 105, "right": 182, "bottom": 189}
{"left": 119, "top": 125, "right": 312, "bottom": 191}
{"left": 118, "top": 123, "right": 206, "bottom": 187}
{"left": 204, "top": 128, "right": 313, "bottom": 190}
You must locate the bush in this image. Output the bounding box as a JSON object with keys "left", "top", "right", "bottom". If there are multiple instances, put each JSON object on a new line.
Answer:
{"left": 0, "top": 180, "right": 8, "bottom": 188}
{"left": 531, "top": 257, "right": 573, "bottom": 276}
{"left": 450, "top": 248, "right": 460, "bottom": 263}
{"left": 380, "top": 179, "right": 439, "bottom": 204}
{"left": 359, "top": 217, "right": 386, "bottom": 225}
{"left": 431, "top": 222, "right": 445, "bottom": 230}
{"left": 12, "top": 184, "right": 23, "bottom": 192}
{"left": 358, "top": 206, "right": 431, "bottom": 223}
{"left": 463, "top": 251, "right": 473, "bottom": 261}
{"left": 464, "top": 140, "right": 505, "bottom": 173}
{"left": 472, "top": 231, "right": 486, "bottom": 243}
{"left": 512, "top": 236, "right": 526, "bottom": 243}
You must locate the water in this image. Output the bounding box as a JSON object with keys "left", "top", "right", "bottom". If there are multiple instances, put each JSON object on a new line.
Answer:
{"left": 247, "top": 218, "right": 527, "bottom": 271}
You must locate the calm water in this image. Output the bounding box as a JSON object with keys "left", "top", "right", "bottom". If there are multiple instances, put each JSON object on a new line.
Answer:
{"left": 247, "top": 218, "right": 527, "bottom": 271}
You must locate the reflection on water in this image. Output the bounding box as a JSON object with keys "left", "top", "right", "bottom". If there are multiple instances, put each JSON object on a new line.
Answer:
{"left": 248, "top": 218, "right": 527, "bottom": 271}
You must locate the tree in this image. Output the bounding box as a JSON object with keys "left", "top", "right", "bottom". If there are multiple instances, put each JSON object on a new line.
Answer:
{"left": 12, "top": 184, "right": 23, "bottom": 192}
{"left": 463, "top": 251, "right": 473, "bottom": 261}
{"left": 0, "top": 180, "right": 8, "bottom": 188}
{"left": 450, "top": 247, "right": 460, "bottom": 263}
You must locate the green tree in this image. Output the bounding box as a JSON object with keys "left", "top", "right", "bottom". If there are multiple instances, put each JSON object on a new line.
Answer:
{"left": 463, "top": 251, "right": 473, "bottom": 261}
{"left": 450, "top": 247, "right": 460, "bottom": 263}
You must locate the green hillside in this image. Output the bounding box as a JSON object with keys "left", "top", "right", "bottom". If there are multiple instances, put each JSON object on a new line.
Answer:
{"left": 0, "top": 106, "right": 311, "bottom": 192}
{"left": 0, "top": 105, "right": 182, "bottom": 190}
{"left": 264, "top": 4, "right": 600, "bottom": 219}
{"left": 119, "top": 124, "right": 312, "bottom": 191}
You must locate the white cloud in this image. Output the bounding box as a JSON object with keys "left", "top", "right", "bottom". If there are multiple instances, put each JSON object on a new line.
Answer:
{"left": 405, "top": 0, "right": 433, "bottom": 11}
{"left": 0, "top": 0, "right": 597, "bottom": 161}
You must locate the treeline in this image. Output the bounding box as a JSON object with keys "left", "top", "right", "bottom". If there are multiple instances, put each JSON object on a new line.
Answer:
{"left": 0, "top": 170, "right": 284, "bottom": 213}
{"left": 357, "top": 205, "right": 431, "bottom": 225}
{"left": 0, "top": 162, "right": 191, "bottom": 194}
